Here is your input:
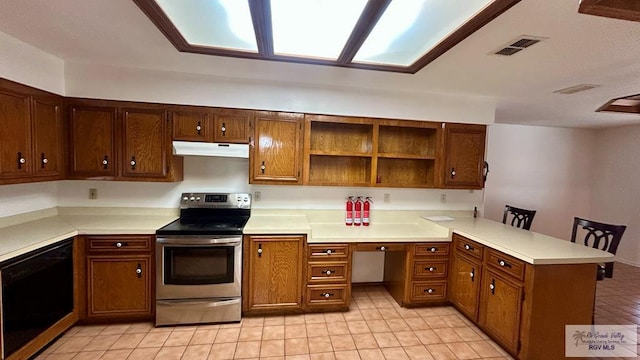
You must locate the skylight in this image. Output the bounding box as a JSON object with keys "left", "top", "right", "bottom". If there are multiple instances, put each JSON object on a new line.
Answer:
{"left": 134, "top": 0, "right": 520, "bottom": 73}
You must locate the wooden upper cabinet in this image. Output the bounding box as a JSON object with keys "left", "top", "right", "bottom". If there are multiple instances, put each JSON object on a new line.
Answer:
{"left": 0, "top": 90, "right": 32, "bottom": 180}
{"left": 443, "top": 123, "right": 486, "bottom": 189}
{"left": 32, "top": 96, "right": 64, "bottom": 178}
{"left": 250, "top": 111, "right": 303, "bottom": 184}
{"left": 172, "top": 109, "right": 211, "bottom": 142}
{"left": 213, "top": 109, "right": 251, "bottom": 144}
{"left": 122, "top": 108, "right": 167, "bottom": 178}
{"left": 69, "top": 105, "right": 117, "bottom": 178}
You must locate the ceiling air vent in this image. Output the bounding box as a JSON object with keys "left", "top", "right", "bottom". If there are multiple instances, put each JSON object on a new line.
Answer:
{"left": 492, "top": 35, "right": 547, "bottom": 56}
{"left": 553, "top": 84, "right": 601, "bottom": 95}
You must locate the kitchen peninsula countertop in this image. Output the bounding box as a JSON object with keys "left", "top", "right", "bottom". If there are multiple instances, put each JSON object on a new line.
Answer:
{"left": 0, "top": 207, "right": 178, "bottom": 262}
{"left": 244, "top": 209, "right": 615, "bottom": 265}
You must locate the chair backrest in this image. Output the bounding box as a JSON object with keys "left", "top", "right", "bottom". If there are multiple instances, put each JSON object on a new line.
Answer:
{"left": 502, "top": 205, "right": 537, "bottom": 230}
{"left": 570, "top": 217, "right": 626, "bottom": 278}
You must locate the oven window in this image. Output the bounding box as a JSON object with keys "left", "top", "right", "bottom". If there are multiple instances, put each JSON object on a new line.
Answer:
{"left": 164, "top": 246, "right": 234, "bottom": 285}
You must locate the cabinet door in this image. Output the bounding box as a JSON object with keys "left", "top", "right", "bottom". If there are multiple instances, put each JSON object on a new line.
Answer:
{"left": 449, "top": 254, "right": 482, "bottom": 321}
{"left": 32, "top": 96, "right": 64, "bottom": 178}
{"left": 478, "top": 268, "right": 523, "bottom": 354}
{"left": 69, "top": 106, "right": 117, "bottom": 177}
{"left": 245, "top": 235, "right": 303, "bottom": 311}
{"left": 251, "top": 112, "right": 303, "bottom": 184}
{"left": 0, "top": 90, "right": 31, "bottom": 179}
{"left": 87, "top": 255, "right": 152, "bottom": 318}
{"left": 122, "top": 108, "right": 167, "bottom": 178}
{"left": 443, "top": 123, "right": 486, "bottom": 189}
{"left": 213, "top": 110, "right": 251, "bottom": 143}
{"left": 172, "top": 109, "right": 211, "bottom": 142}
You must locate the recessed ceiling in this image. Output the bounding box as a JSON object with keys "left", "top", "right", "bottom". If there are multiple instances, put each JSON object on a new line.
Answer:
{"left": 133, "top": 0, "right": 520, "bottom": 73}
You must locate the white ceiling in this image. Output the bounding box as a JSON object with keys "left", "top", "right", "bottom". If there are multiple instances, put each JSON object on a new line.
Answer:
{"left": 0, "top": 0, "right": 639, "bottom": 128}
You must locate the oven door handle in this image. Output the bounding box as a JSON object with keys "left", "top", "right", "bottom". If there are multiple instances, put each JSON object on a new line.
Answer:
{"left": 156, "top": 298, "right": 240, "bottom": 307}
{"left": 156, "top": 238, "right": 242, "bottom": 246}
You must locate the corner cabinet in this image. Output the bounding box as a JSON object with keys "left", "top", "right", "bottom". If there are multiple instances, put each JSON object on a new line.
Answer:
{"left": 0, "top": 80, "right": 64, "bottom": 184}
{"left": 250, "top": 111, "right": 304, "bottom": 184}
{"left": 83, "top": 235, "right": 153, "bottom": 322}
{"left": 442, "top": 123, "right": 486, "bottom": 189}
{"left": 242, "top": 235, "right": 304, "bottom": 314}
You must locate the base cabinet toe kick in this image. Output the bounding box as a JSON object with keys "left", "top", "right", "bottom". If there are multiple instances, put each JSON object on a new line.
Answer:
{"left": 242, "top": 234, "right": 600, "bottom": 360}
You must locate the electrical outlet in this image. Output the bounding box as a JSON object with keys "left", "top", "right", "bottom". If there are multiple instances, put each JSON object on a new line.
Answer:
{"left": 440, "top": 193, "right": 447, "bottom": 203}
{"left": 254, "top": 191, "right": 261, "bottom": 201}
{"left": 384, "top": 193, "right": 390, "bottom": 203}
{"left": 89, "top": 188, "right": 97, "bottom": 200}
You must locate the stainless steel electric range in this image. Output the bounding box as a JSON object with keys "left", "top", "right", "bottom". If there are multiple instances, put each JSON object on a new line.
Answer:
{"left": 155, "top": 192, "right": 250, "bottom": 326}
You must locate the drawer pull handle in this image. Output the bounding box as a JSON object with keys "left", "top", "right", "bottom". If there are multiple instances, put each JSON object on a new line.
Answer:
{"left": 17, "top": 152, "right": 26, "bottom": 169}
{"left": 136, "top": 263, "right": 142, "bottom": 278}
{"left": 257, "top": 243, "right": 263, "bottom": 257}
{"left": 41, "top": 153, "right": 48, "bottom": 168}
{"left": 102, "top": 155, "right": 109, "bottom": 169}
{"left": 426, "top": 266, "right": 436, "bottom": 272}
{"left": 470, "top": 267, "right": 475, "bottom": 281}
{"left": 325, "top": 249, "right": 333, "bottom": 255}
{"left": 221, "top": 122, "right": 226, "bottom": 136}
{"left": 498, "top": 259, "right": 512, "bottom": 268}
{"left": 377, "top": 246, "right": 387, "bottom": 251}
{"left": 321, "top": 292, "right": 333, "bottom": 298}
{"left": 430, "top": 247, "right": 437, "bottom": 252}
{"left": 130, "top": 156, "right": 136, "bottom": 170}
{"left": 115, "top": 242, "right": 125, "bottom": 248}
{"left": 424, "top": 288, "right": 435, "bottom": 294}
{"left": 322, "top": 270, "right": 334, "bottom": 275}
{"left": 451, "top": 167, "right": 456, "bottom": 178}
{"left": 464, "top": 244, "right": 474, "bottom": 251}
{"left": 196, "top": 121, "right": 202, "bottom": 134}
{"left": 489, "top": 279, "right": 496, "bottom": 294}
{"left": 260, "top": 161, "right": 266, "bottom": 174}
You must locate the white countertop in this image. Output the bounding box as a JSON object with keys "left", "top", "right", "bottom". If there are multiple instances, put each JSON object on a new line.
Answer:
{"left": 244, "top": 210, "right": 615, "bottom": 265}
{"left": 0, "top": 208, "right": 177, "bottom": 263}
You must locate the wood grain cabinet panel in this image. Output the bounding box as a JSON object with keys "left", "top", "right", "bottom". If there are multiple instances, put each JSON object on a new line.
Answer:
{"left": 213, "top": 109, "right": 251, "bottom": 143}
{"left": 449, "top": 252, "right": 482, "bottom": 321}
{"left": 243, "top": 235, "right": 304, "bottom": 313}
{"left": 86, "top": 255, "right": 152, "bottom": 318}
{"left": 32, "top": 96, "right": 64, "bottom": 178}
{"left": 443, "top": 123, "right": 486, "bottom": 189}
{"left": 122, "top": 108, "right": 167, "bottom": 178}
{"left": 0, "top": 90, "right": 32, "bottom": 180}
{"left": 250, "top": 112, "right": 303, "bottom": 184}
{"left": 69, "top": 105, "right": 117, "bottom": 178}
{"left": 172, "top": 109, "right": 211, "bottom": 142}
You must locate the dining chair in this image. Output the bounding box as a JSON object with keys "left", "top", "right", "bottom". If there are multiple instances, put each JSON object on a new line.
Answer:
{"left": 502, "top": 205, "right": 537, "bottom": 230}
{"left": 570, "top": 217, "right": 626, "bottom": 280}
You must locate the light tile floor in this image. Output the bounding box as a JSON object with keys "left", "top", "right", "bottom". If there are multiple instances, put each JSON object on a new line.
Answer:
{"left": 33, "top": 262, "right": 639, "bottom": 360}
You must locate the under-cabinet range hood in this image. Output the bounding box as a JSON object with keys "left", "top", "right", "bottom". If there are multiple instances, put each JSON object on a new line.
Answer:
{"left": 172, "top": 141, "right": 249, "bottom": 158}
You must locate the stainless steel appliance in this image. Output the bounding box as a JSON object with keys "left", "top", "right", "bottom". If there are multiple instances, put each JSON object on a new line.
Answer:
{"left": 155, "top": 192, "right": 250, "bottom": 326}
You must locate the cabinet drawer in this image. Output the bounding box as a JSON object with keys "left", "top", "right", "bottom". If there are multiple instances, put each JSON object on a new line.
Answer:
{"left": 410, "top": 281, "right": 447, "bottom": 301}
{"left": 453, "top": 234, "right": 483, "bottom": 260}
{"left": 306, "top": 284, "right": 349, "bottom": 307}
{"left": 308, "top": 244, "right": 349, "bottom": 260}
{"left": 352, "top": 243, "right": 405, "bottom": 252}
{"left": 413, "top": 260, "right": 448, "bottom": 279}
{"left": 308, "top": 262, "right": 349, "bottom": 283}
{"left": 414, "top": 243, "right": 450, "bottom": 257}
{"left": 486, "top": 249, "right": 525, "bottom": 281}
{"left": 87, "top": 235, "right": 152, "bottom": 252}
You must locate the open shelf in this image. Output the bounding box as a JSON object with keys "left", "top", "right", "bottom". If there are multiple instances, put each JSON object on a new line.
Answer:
{"left": 375, "top": 158, "right": 436, "bottom": 188}
{"left": 308, "top": 155, "right": 371, "bottom": 186}
{"left": 309, "top": 121, "right": 373, "bottom": 155}
{"left": 378, "top": 125, "right": 437, "bottom": 158}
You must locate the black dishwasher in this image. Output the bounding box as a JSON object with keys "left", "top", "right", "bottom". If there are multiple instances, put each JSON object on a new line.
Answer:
{"left": 1, "top": 238, "right": 74, "bottom": 359}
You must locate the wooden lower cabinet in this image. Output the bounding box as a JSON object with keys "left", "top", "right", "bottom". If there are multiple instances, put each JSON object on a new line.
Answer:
{"left": 305, "top": 243, "right": 351, "bottom": 311}
{"left": 449, "top": 252, "right": 482, "bottom": 321}
{"left": 243, "top": 235, "right": 304, "bottom": 313}
{"left": 83, "top": 235, "right": 154, "bottom": 321}
{"left": 478, "top": 268, "right": 523, "bottom": 354}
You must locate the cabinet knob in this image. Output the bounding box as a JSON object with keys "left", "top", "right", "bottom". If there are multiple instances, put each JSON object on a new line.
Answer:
{"left": 260, "top": 161, "right": 266, "bottom": 174}
{"left": 451, "top": 167, "right": 456, "bottom": 178}
{"left": 499, "top": 260, "right": 506, "bottom": 267}
{"left": 325, "top": 249, "right": 332, "bottom": 255}
{"left": 323, "top": 269, "right": 334, "bottom": 275}
{"left": 424, "top": 288, "right": 435, "bottom": 294}
{"left": 102, "top": 155, "right": 109, "bottom": 169}
{"left": 378, "top": 246, "right": 386, "bottom": 251}
{"left": 427, "top": 266, "right": 435, "bottom": 272}
{"left": 221, "top": 122, "right": 226, "bottom": 136}
{"left": 464, "top": 244, "right": 474, "bottom": 251}
{"left": 17, "top": 152, "right": 25, "bottom": 169}
{"left": 430, "top": 247, "right": 437, "bottom": 252}
{"left": 489, "top": 279, "right": 496, "bottom": 294}
{"left": 130, "top": 156, "right": 136, "bottom": 170}
{"left": 196, "top": 121, "right": 202, "bottom": 135}
{"left": 41, "top": 153, "right": 48, "bottom": 168}
{"left": 321, "top": 292, "right": 333, "bottom": 298}
{"left": 136, "top": 263, "right": 142, "bottom": 278}
{"left": 257, "top": 243, "right": 263, "bottom": 257}
{"left": 470, "top": 267, "right": 475, "bottom": 281}
{"left": 116, "top": 242, "right": 122, "bottom": 248}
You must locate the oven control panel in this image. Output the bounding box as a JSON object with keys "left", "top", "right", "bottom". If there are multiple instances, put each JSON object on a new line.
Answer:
{"left": 180, "top": 193, "right": 251, "bottom": 209}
